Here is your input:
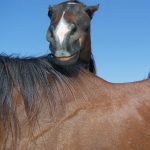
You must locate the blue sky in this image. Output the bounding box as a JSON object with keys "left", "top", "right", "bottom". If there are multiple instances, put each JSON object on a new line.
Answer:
{"left": 0, "top": 0, "right": 150, "bottom": 83}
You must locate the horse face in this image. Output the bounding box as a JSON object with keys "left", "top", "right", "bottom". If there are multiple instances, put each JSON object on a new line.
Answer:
{"left": 47, "top": 1, "right": 99, "bottom": 66}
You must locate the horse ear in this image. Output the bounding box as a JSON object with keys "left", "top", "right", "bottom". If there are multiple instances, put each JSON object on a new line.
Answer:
{"left": 85, "top": 4, "right": 99, "bottom": 19}
{"left": 48, "top": 5, "right": 53, "bottom": 18}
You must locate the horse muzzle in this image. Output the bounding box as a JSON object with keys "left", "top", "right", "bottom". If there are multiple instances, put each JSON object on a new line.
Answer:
{"left": 50, "top": 50, "right": 80, "bottom": 66}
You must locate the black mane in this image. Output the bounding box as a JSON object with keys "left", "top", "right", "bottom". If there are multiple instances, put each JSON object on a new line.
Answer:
{"left": 0, "top": 54, "right": 55, "bottom": 148}
{"left": 0, "top": 55, "right": 52, "bottom": 96}
{"left": 0, "top": 54, "right": 53, "bottom": 122}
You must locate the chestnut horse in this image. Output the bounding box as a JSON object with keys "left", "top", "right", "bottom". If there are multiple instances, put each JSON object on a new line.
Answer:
{"left": 0, "top": 0, "right": 150, "bottom": 150}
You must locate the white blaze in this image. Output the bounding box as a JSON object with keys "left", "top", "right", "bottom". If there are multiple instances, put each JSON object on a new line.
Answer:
{"left": 55, "top": 11, "right": 70, "bottom": 45}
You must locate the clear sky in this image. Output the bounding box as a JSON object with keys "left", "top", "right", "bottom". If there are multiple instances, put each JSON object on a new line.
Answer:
{"left": 0, "top": 0, "right": 150, "bottom": 83}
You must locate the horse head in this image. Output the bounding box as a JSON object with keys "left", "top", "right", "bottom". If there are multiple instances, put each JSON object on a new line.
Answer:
{"left": 46, "top": 0, "right": 99, "bottom": 73}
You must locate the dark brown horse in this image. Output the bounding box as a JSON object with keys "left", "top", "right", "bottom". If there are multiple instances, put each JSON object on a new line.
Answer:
{"left": 0, "top": 0, "right": 150, "bottom": 149}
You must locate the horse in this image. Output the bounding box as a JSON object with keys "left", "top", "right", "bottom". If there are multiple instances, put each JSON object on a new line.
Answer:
{"left": 0, "top": 0, "right": 150, "bottom": 149}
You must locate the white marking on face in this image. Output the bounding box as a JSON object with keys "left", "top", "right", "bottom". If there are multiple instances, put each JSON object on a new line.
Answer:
{"left": 55, "top": 11, "right": 70, "bottom": 46}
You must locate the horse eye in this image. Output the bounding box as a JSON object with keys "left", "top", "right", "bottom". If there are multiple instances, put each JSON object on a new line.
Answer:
{"left": 70, "top": 25, "right": 77, "bottom": 35}
{"left": 50, "top": 26, "right": 54, "bottom": 38}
